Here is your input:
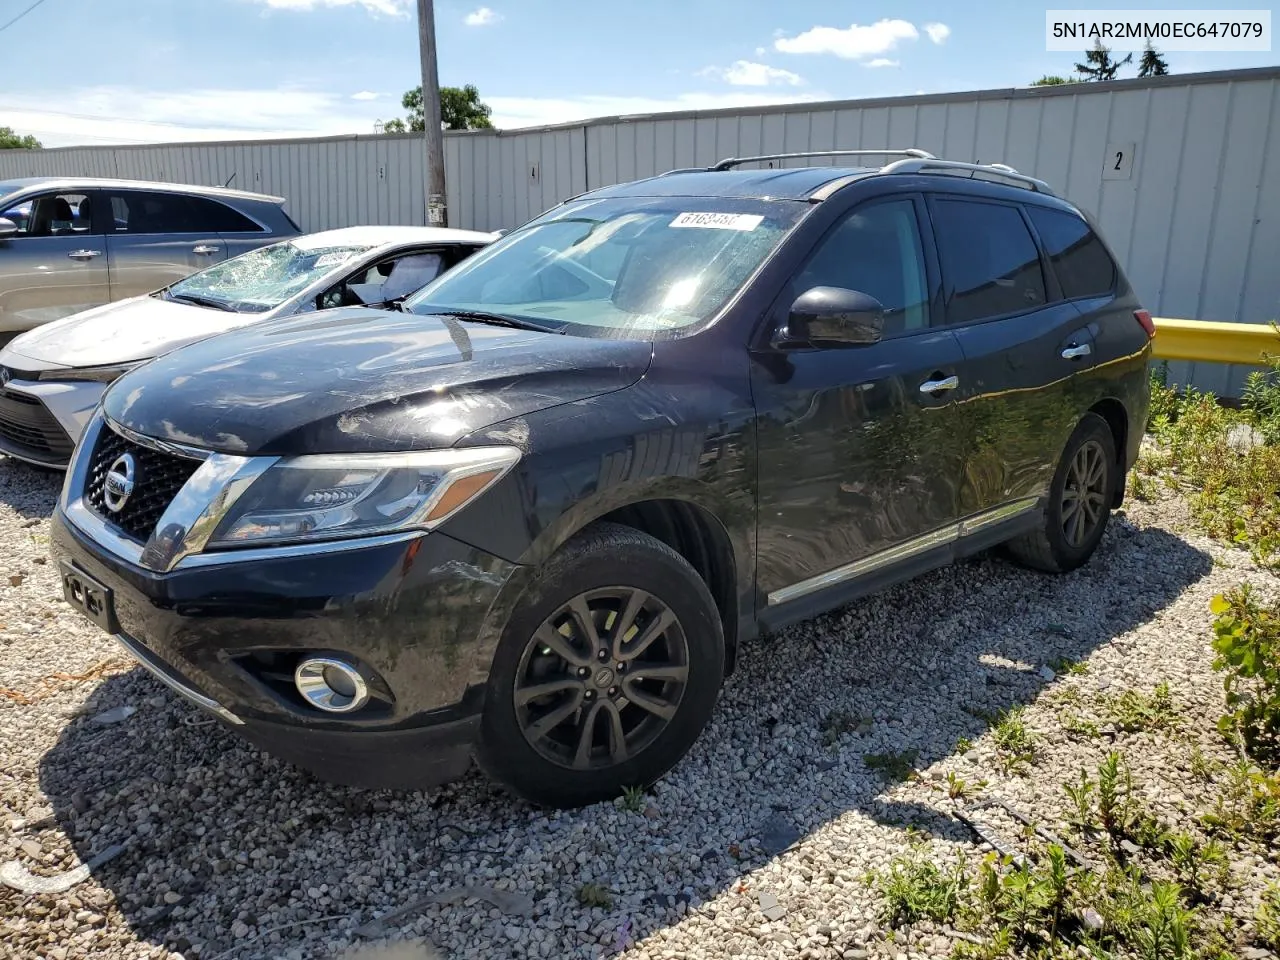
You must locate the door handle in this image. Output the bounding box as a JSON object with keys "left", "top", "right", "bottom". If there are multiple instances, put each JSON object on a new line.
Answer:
{"left": 193, "top": 245, "right": 220, "bottom": 255}
{"left": 919, "top": 375, "right": 959, "bottom": 394}
{"left": 68, "top": 250, "right": 102, "bottom": 261}
{"left": 1061, "top": 343, "right": 1093, "bottom": 360}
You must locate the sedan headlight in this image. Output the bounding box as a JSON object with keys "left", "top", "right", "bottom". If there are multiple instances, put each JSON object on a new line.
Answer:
{"left": 206, "top": 447, "right": 520, "bottom": 548}
{"left": 38, "top": 362, "right": 143, "bottom": 384}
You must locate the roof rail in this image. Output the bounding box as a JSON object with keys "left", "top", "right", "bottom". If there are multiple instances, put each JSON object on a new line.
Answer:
{"left": 710, "top": 148, "right": 935, "bottom": 171}
{"left": 879, "top": 158, "right": 1056, "bottom": 195}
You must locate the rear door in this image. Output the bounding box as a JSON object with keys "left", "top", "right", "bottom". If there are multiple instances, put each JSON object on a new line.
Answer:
{"left": 927, "top": 193, "right": 1097, "bottom": 519}
{"left": 102, "top": 190, "right": 228, "bottom": 300}
{"left": 0, "top": 189, "right": 110, "bottom": 331}
{"left": 751, "top": 194, "right": 969, "bottom": 612}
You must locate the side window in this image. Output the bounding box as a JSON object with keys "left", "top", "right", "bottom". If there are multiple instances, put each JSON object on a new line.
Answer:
{"left": 320, "top": 251, "right": 447, "bottom": 309}
{"left": 792, "top": 198, "right": 930, "bottom": 335}
{"left": 185, "top": 196, "right": 263, "bottom": 233}
{"left": 107, "top": 192, "right": 200, "bottom": 234}
{"left": 932, "top": 199, "right": 1047, "bottom": 324}
{"left": 1026, "top": 206, "right": 1116, "bottom": 300}
{"left": 2, "top": 192, "right": 92, "bottom": 237}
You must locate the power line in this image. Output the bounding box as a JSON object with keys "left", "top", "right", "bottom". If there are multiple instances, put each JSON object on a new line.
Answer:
{"left": 0, "top": 0, "right": 50, "bottom": 34}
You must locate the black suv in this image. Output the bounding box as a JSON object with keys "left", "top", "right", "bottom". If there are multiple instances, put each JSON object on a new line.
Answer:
{"left": 52, "top": 150, "right": 1153, "bottom": 808}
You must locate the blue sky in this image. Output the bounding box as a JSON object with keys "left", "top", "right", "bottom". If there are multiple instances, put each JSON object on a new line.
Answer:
{"left": 3, "top": 0, "right": 1277, "bottom": 146}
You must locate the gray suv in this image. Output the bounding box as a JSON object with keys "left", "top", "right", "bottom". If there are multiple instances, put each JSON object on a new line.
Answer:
{"left": 0, "top": 177, "right": 301, "bottom": 332}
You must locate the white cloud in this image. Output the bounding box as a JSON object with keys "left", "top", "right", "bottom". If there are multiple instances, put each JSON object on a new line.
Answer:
{"left": 702, "top": 60, "right": 805, "bottom": 88}
{"left": 252, "top": 0, "right": 408, "bottom": 15}
{"left": 774, "top": 18, "right": 919, "bottom": 59}
{"left": 1, "top": 86, "right": 391, "bottom": 147}
{"left": 350, "top": 90, "right": 380, "bottom": 101}
{"left": 754, "top": 46, "right": 766, "bottom": 56}
{"left": 464, "top": 6, "right": 501, "bottom": 26}
{"left": 863, "top": 58, "right": 899, "bottom": 69}
{"left": 486, "top": 90, "right": 827, "bottom": 130}
{"left": 924, "top": 22, "right": 951, "bottom": 44}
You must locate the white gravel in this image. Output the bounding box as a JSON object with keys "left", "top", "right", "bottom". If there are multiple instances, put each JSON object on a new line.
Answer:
{"left": 1, "top": 455, "right": 1276, "bottom": 960}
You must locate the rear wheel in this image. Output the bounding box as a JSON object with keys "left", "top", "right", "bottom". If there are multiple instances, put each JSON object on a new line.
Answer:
{"left": 475, "top": 523, "right": 724, "bottom": 808}
{"left": 1006, "top": 412, "right": 1117, "bottom": 573}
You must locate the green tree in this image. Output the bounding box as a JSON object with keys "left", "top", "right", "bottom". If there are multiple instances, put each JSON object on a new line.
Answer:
{"left": 1031, "top": 75, "right": 1081, "bottom": 86}
{"left": 380, "top": 118, "right": 407, "bottom": 134}
{"left": 1137, "top": 41, "right": 1170, "bottom": 78}
{"left": 400, "top": 83, "right": 494, "bottom": 131}
{"left": 1075, "top": 39, "right": 1133, "bottom": 81}
{"left": 0, "top": 126, "right": 41, "bottom": 149}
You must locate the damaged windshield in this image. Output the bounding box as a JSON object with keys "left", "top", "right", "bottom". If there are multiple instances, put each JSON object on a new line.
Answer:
{"left": 162, "top": 241, "right": 373, "bottom": 313}
{"left": 404, "top": 196, "right": 804, "bottom": 337}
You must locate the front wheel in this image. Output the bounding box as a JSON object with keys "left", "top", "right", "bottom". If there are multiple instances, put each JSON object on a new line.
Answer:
{"left": 475, "top": 523, "right": 724, "bottom": 808}
{"left": 1006, "top": 412, "right": 1117, "bottom": 573}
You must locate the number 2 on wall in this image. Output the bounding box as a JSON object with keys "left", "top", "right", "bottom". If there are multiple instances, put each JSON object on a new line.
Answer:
{"left": 1114, "top": 150, "right": 1124, "bottom": 171}
{"left": 1103, "top": 142, "right": 1135, "bottom": 181}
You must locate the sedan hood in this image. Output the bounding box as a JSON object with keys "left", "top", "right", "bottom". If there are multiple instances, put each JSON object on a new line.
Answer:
{"left": 2, "top": 295, "right": 261, "bottom": 369}
{"left": 103, "top": 308, "right": 653, "bottom": 455}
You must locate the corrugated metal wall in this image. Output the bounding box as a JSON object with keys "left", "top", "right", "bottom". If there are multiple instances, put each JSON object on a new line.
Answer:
{"left": 2, "top": 66, "right": 1278, "bottom": 393}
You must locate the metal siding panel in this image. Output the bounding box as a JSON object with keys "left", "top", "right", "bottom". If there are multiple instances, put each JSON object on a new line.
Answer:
{"left": 716, "top": 116, "right": 740, "bottom": 167}
{"left": 1063, "top": 93, "right": 1111, "bottom": 216}
{"left": 860, "top": 107, "right": 889, "bottom": 151}
{"left": 653, "top": 120, "right": 676, "bottom": 177}
{"left": 887, "top": 105, "right": 917, "bottom": 154}
{"left": 973, "top": 99, "right": 1010, "bottom": 166}
{"left": 616, "top": 123, "right": 637, "bottom": 184}
{"left": 834, "top": 108, "right": 861, "bottom": 149}
{"left": 1163, "top": 82, "right": 1232, "bottom": 393}
{"left": 1034, "top": 95, "right": 1076, "bottom": 195}
{"left": 942, "top": 101, "right": 977, "bottom": 161}
{"left": 1095, "top": 88, "right": 1150, "bottom": 268}
{"left": 1003, "top": 99, "right": 1043, "bottom": 176}
{"left": 570, "top": 125, "right": 587, "bottom": 196}
{"left": 759, "top": 111, "right": 785, "bottom": 157}
{"left": 1228, "top": 80, "right": 1280, "bottom": 395}
{"left": 693, "top": 118, "right": 719, "bottom": 167}
{"left": 781, "top": 111, "right": 809, "bottom": 166}
{"left": 915, "top": 103, "right": 948, "bottom": 158}
{"left": 809, "top": 110, "right": 836, "bottom": 162}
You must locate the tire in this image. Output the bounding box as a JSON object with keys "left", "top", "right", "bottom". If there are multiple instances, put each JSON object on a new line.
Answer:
{"left": 1006, "top": 412, "right": 1118, "bottom": 573}
{"left": 475, "top": 522, "right": 724, "bottom": 808}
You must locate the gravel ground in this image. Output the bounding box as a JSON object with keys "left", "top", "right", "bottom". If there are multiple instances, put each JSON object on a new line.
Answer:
{"left": 1, "top": 455, "right": 1276, "bottom": 960}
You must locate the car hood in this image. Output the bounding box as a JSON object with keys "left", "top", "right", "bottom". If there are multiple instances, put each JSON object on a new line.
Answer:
{"left": 1, "top": 295, "right": 264, "bottom": 369}
{"left": 103, "top": 307, "right": 654, "bottom": 455}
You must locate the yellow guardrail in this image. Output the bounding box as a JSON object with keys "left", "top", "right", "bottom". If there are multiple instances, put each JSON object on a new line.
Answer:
{"left": 1152, "top": 317, "right": 1280, "bottom": 366}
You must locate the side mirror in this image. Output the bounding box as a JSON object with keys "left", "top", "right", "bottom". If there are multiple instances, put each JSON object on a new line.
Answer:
{"left": 0, "top": 218, "right": 17, "bottom": 239}
{"left": 779, "top": 286, "right": 884, "bottom": 347}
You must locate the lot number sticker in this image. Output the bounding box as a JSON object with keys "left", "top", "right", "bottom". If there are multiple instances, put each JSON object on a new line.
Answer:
{"left": 670, "top": 212, "right": 764, "bottom": 231}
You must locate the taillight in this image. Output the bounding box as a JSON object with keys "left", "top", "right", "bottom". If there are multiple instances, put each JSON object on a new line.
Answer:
{"left": 1134, "top": 309, "right": 1155, "bottom": 339}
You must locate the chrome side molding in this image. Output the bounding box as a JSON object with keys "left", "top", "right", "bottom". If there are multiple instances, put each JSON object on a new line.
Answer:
{"left": 767, "top": 497, "right": 1040, "bottom": 606}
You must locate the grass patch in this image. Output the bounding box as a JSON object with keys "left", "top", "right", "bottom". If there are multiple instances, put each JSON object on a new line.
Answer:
{"left": 575, "top": 882, "right": 613, "bottom": 909}
{"left": 864, "top": 749, "right": 919, "bottom": 783}
{"left": 1210, "top": 586, "right": 1280, "bottom": 765}
{"left": 872, "top": 852, "right": 967, "bottom": 928}
{"left": 617, "top": 785, "right": 646, "bottom": 813}
{"left": 990, "top": 706, "right": 1038, "bottom": 774}
{"left": 1106, "top": 681, "right": 1181, "bottom": 733}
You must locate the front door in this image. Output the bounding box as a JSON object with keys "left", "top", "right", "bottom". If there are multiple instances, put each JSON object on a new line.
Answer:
{"left": 751, "top": 195, "right": 967, "bottom": 613}
{"left": 103, "top": 190, "right": 228, "bottom": 300}
{"left": 0, "top": 190, "right": 110, "bottom": 331}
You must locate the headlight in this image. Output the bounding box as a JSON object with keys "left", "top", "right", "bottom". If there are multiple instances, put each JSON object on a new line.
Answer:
{"left": 206, "top": 446, "right": 520, "bottom": 548}
{"left": 38, "top": 362, "right": 142, "bottom": 384}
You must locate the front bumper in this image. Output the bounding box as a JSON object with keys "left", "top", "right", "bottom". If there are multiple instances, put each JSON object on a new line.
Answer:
{"left": 52, "top": 509, "right": 519, "bottom": 790}
{"left": 0, "top": 378, "right": 102, "bottom": 469}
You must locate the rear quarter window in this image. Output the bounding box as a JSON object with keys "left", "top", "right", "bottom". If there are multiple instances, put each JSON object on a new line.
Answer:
{"left": 1026, "top": 205, "right": 1117, "bottom": 300}
{"left": 932, "top": 198, "right": 1047, "bottom": 324}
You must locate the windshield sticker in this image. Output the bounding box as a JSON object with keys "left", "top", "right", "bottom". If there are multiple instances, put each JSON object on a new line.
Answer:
{"left": 669, "top": 212, "right": 764, "bottom": 231}
{"left": 314, "top": 251, "right": 355, "bottom": 268}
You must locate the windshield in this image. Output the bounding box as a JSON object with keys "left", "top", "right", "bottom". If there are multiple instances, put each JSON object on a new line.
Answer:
{"left": 164, "top": 241, "right": 373, "bottom": 313}
{"left": 404, "top": 196, "right": 805, "bottom": 337}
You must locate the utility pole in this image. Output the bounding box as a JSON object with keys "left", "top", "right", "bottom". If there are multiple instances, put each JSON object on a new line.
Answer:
{"left": 416, "top": 0, "right": 447, "bottom": 226}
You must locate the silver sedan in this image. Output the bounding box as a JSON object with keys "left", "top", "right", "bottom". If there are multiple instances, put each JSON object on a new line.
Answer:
{"left": 0, "top": 225, "right": 496, "bottom": 468}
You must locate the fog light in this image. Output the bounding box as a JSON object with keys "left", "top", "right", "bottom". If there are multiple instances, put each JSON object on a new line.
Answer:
{"left": 294, "top": 657, "right": 370, "bottom": 714}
